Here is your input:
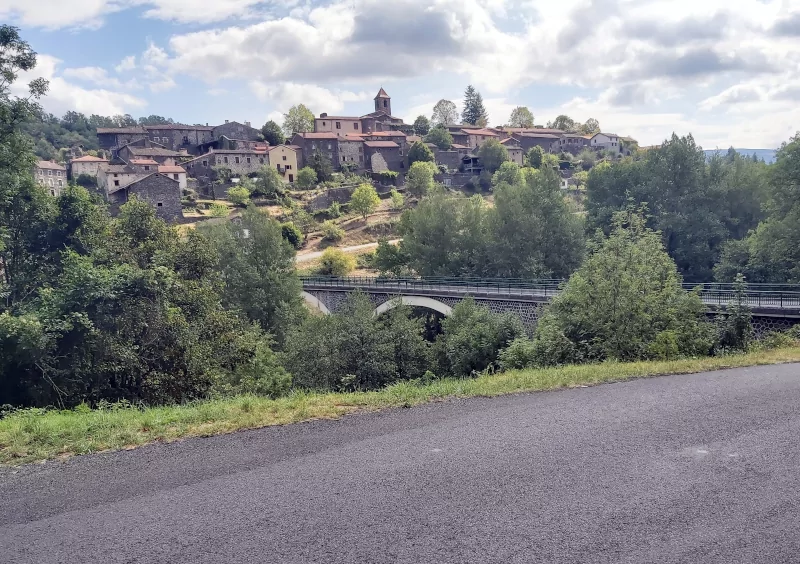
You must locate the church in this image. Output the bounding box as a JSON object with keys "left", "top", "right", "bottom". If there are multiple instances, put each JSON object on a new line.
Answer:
{"left": 313, "top": 88, "right": 405, "bottom": 137}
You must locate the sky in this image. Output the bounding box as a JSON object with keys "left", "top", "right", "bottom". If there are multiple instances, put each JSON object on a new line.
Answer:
{"left": 4, "top": 0, "right": 800, "bottom": 149}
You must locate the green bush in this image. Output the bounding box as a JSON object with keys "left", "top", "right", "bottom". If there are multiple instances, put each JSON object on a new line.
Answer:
{"left": 222, "top": 343, "right": 292, "bottom": 398}
{"left": 435, "top": 298, "right": 525, "bottom": 377}
{"left": 319, "top": 248, "right": 356, "bottom": 276}
{"left": 209, "top": 203, "right": 229, "bottom": 217}
{"left": 227, "top": 186, "right": 251, "bottom": 206}
{"left": 532, "top": 209, "right": 714, "bottom": 364}
{"left": 281, "top": 222, "right": 304, "bottom": 249}
{"left": 297, "top": 166, "right": 318, "bottom": 189}
{"left": 390, "top": 188, "right": 404, "bottom": 210}
{"left": 498, "top": 338, "right": 537, "bottom": 370}
{"left": 321, "top": 220, "right": 345, "bottom": 243}
{"left": 715, "top": 274, "right": 755, "bottom": 352}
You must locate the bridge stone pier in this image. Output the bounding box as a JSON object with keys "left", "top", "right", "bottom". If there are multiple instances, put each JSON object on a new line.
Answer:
{"left": 300, "top": 277, "right": 800, "bottom": 335}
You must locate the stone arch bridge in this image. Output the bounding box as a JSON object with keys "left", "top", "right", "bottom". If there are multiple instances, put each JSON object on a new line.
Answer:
{"left": 300, "top": 277, "right": 800, "bottom": 335}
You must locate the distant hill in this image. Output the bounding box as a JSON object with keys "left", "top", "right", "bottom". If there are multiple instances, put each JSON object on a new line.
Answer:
{"left": 703, "top": 149, "right": 777, "bottom": 164}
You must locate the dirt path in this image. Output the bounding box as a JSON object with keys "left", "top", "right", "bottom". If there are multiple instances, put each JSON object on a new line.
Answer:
{"left": 296, "top": 239, "right": 401, "bottom": 263}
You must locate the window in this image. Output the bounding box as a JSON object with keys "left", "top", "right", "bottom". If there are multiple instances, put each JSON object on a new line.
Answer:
{"left": 114, "top": 173, "right": 118, "bottom": 178}
{"left": 259, "top": 158, "right": 264, "bottom": 164}
{"left": 114, "top": 180, "right": 120, "bottom": 187}
{"left": 202, "top": 160, "right": 208, "bottom": 167}
{"left": 359, "top": 155, "right": 363, "bottom": 163}
{"left": 336, "top": 122, "right": 341, "bottom": 129}
{"left": 50, "top": 190, "right": 55, "bottom": 196}
{"left": 48, "top": 170, "right": 52, "bottom": 176}
{"left": 224, "top": 157, "right": 229, "bottom": 164}
{"left": 246, "top": 157, "right": 251, "bottom": 164}
{"left": 58, "top": 180, "right": 63, "bottom": 187}
{"left": 322, "top": 121, "right": 326, "bottom": 126}
{"left": 354, "top": 123, "right": 359, "bottom": 130}
{"left": 327, "top": 143, "right": 332, "bottom": 150}
{"left": 48, "top": 179, "right": 53, "bottom": 186}
{"left": 157, "top": 202, "right": 163, "bottom": 207}
{"left": 282, "top": 155, "right": 287, "bottom": 161}
{"left": 342, "top": 156, "right": 346, "bottom": 162}
{"left": 235, "top": 156, "right": 240, "bottom": 164}
{"left": 383, "top": 100, "right": 388, "bottom": 108}
{"left": 289, "top": 174, "right": 294, "bottom": 182}
{"left": 286, "top": 165, "right": 291, "bottom": 170}
{"left": 38, "top": 169, "right": 43, "bottom": 176}
{"left": 174, "top": 174, "right": 179, "bottom": 180}
{"left": 144, "top": 166, "right": 150, "bottom": 171}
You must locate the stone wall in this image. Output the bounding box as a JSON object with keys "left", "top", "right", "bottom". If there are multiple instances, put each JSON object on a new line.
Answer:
{"left": 212, "top": 121, "right": 261, "bottom": 142}
{"left": 433, "top": 149, "right": 462, "bottom": 172}
{"left": 145, "top": 127, "right": 214, "bottom": 153}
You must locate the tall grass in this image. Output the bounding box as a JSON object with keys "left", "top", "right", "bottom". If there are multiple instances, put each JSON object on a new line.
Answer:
{"left": 2, "top": 346, "right": 800, "bottom": 466}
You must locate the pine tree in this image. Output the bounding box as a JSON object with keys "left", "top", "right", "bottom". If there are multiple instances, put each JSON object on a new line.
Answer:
{"left": 462, "top": 85, "right": 488, "bottom": 126}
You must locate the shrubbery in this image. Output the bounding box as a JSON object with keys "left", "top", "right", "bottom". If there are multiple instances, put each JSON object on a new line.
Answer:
{"left": 318, "top": 248, "right": 356, "bottom": 276}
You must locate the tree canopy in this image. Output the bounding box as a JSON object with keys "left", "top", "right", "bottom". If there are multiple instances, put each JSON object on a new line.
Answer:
{"left": 462, "top": 85, "right": 488, "bottom": 126}
{"left": 477, "top": 139, "right": 508, "bottom": 173}
{"left": 408, "top": 141, "right": 435, "bottom": 167}
{"left": 431, "top": 99, "right": 459, "bottom": 127}
{"left": 261, "top": 120, "right": 285, "bottom": 146}
{"left": 413, "top": 115, "right": 431, "bottom": 136}
{"left": 508, "top": 107, "right": 534, "bottom": 128}
{"left": 282, "top": 104, "right": 315, "bottom": 136}
{"left": 424, "top": 126, "right": 454, "bottom": 150}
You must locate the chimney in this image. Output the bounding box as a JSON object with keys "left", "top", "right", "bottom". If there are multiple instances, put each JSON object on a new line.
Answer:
{"left": 245, "top": 121, "right": 251, "bottom": 127}
{"left": 225, "top": 120, "right": 229, "bottom": 124}
{"left": 320, "top": 113, "right": 328, "bottom": 118}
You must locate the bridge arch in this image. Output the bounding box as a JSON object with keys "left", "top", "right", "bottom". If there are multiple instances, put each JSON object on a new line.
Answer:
{"left": 374, "top": 296, "right": 453, "bottom": 317}
{"left": 302, "top": 291, "right": 331, "bottom": 315}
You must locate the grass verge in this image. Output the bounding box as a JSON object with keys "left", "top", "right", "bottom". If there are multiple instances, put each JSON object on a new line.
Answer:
{"left": 2, "top": 346, "right": 800, "bottom": 466}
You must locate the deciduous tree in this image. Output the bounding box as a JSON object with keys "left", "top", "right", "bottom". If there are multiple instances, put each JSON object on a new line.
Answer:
{"left": 408, "top": 141, "right": 435, "bottom": 167}
{"left": 282, "top": 104, "right": 314, "bottom": 136}
{"left": 424, "top": 126, "right": 454, "bottom": 150}
{"left": 431, "top": 99, "right": 459, "bottom": 127}
{"left": 261, "top": 120, "right": 285, "bottom": 146}
{"left": 508, "top": 107, "right": 534, "bottom": 128}
{"left": 413, "top": 115, "right": 431, "bottom": 136}
{"left": 349, "top": 183, "right": 381, "bottom": 219}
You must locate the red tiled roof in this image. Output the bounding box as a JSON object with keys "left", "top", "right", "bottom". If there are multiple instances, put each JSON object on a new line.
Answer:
{"left": 374, "top": 87, "right": 390, "bottom": 99}
{"left": 451, "top": 144, "right": 470, "bottom": 150}
{"left": 315, "top": 115, "right": 360, "bottom": 120}
{"left": 158, "top": 165, "right": 186, "bottom": 174}
{"left": 36, "top": 160, "right": 66, "bottom": 170}
{"left": 463, "top": 128, "right": 498, "bottom": 137}
{"left": 342, "top": 135, "right": 366, "bottom": 142}
{"left": 364, "top": 141, "right": 400, "bottom": 148}
{"left": 295, "top": 132, "right": 339, "bottom": 139}
{"left": 71, "top": 155, "right": 107, "bottom": 162}
{"left": 366, "top": 131, "right": 406, "bottom": 138}
{"left": 129, "top": 158, "right": 159, "bottom": 165}
{"left": 267, "top": 145, "right": 297, "bottom": 152}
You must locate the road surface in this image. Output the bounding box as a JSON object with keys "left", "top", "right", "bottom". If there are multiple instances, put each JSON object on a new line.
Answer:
{"left": 296, "top": 239, "right": 401, "bottom": 263}
{"left": 3, "top": 363, "right": 800, "bottom": 563}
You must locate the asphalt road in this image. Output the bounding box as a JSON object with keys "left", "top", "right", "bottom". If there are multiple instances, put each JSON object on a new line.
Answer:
{"left": 3, "top": 364, "right": 800, "bottom": 563}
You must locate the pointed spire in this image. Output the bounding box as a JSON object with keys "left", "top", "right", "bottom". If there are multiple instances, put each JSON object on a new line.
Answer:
{"left": 374, "top": 87, "right": 390, "bottom": 99}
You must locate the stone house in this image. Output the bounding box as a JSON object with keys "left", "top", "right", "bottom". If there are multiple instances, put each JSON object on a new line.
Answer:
{"left": 267, "top": 145, "right": 299, "bottom": 183}
{"left": 158, "top": 165, "right": 188, "bottom": 191}
{"left": 35, "top": 160, "right": 67, "bottom": 196}
{"left": 118, "top": 145, "right": 182, "bottom": 166}
{"left": 315, "top": 115, "right": 363, "bottom": 137}
{"left": 212, "top": 120, "right": 261, "bottom": 142}
{"left": 591, "top": 132, "right": 621, "bottom": 152}
{"left": 291, "top": 132, "right": 340, "bottom": 169}
{"left": 183, "top": 150, "right": 267, "bottom": 180}
{"left": 106, "top": 172, "right": 182, "bottom": 221}
{"left": 69, "top": 155, "right": 108, "bottom": 179}
{"left": 97, "top": 164, "right": 140, "bottom": 193}
{"left": 96, "top": 127, "right": 148, "bottom": 151}
{"left": 556, "top": 134, "right": 591, "bottom": 155}
{"left": 128, "top": 158, "right": 160, "bottom": 174}
{"left": 463, "top": 128, "right": 499, "bottom": 150}
{"left": 337, "top": 136, "right": 366, "bottom": 172}
{"left": 512, "top": 132, "right": 562, "bottom": 153}
{"left": 364, "top": 141, "right": 404, "bottom": 174}
{"left": 499, "top": 138, "right": 525, "bottom": 165}
{"left": 144, "top": 125, "right": 215, "bottom": 153}
{"left": 431, "top": 146, "right": 462, "bottom": 172}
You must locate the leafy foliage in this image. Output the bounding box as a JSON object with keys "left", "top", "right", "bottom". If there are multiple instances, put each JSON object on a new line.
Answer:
{"left": 389, "top": 188, "right": 404, "bottom": 210}
{"left": 431, "top": 99, "right": 459, "bottom": 127}
{"left": 349, "top": 183, "right": 381, "bottom": 219}
{"left": 462, "top": 85, "right": 488, "bottom": 126}
{"left": 532, "top": 209, "right": 714, "bottom": 365}
{"left": 526, "top": 146, "right": 544, "bottom": 169}
{"left": 477, "top": 139, "right": 509, "bottom": 173}
{"left": 296, "top": 166, "right": 318, "bottom": 189}
{"left": 321, "top": 220, "right": 345, "bottom": 242}
{"left": 281, "top": 222, "right": 303, "bottom": 249}
{"left": 227, "top": 186, "right": 251, "bottom": 206}
{"left": 260, "top": 120, "right": 285, "bottom": 146}
{"left": 318, "top": 247, "right": 356, "bottom": 276}
{"left": 309, "top": 150, "right": 333, "bottom": 183}
{"left": 586, "top": 134, "right": 768, "bottom": 283}
{"left": 507, "top": 107, "right": 534, "bottom": 128}
{"left": 406, "top": 161, "right": 436, "bottom": 198}
{"left": 424, "top": 126, "right": 454, "bottom": 150}
{"left": 408, "top": 141, "right": 435, "bottom": 166}
{"left": 492, "top": 161, "right": 522, "bottom": 187}
{"left": 284, "top": 293, "right": 428, "bottom": 391}
{"left": 282, "top": 104, "right": 314, "bottom": 136}
{"left": 413, "top": 115, "right": 431, "bottom": 136}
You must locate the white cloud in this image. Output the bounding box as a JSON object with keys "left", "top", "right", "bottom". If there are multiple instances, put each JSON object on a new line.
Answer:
{"left": 0, "top": 0, "right": 119, "bottom": 29}
{"left": 13, "top": 55, "right": 146, "bottom": 116}
{"left": 249, "top": 81, "right": 370, "bottom": 114}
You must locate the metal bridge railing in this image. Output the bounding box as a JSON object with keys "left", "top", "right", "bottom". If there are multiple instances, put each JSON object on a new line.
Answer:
{"left": 299, "top": 276, "right": 800, "bottom": 309}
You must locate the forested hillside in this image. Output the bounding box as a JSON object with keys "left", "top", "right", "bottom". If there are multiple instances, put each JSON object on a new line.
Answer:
{"left": 22, "top": 112, "right": 179, "bottom": 161}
